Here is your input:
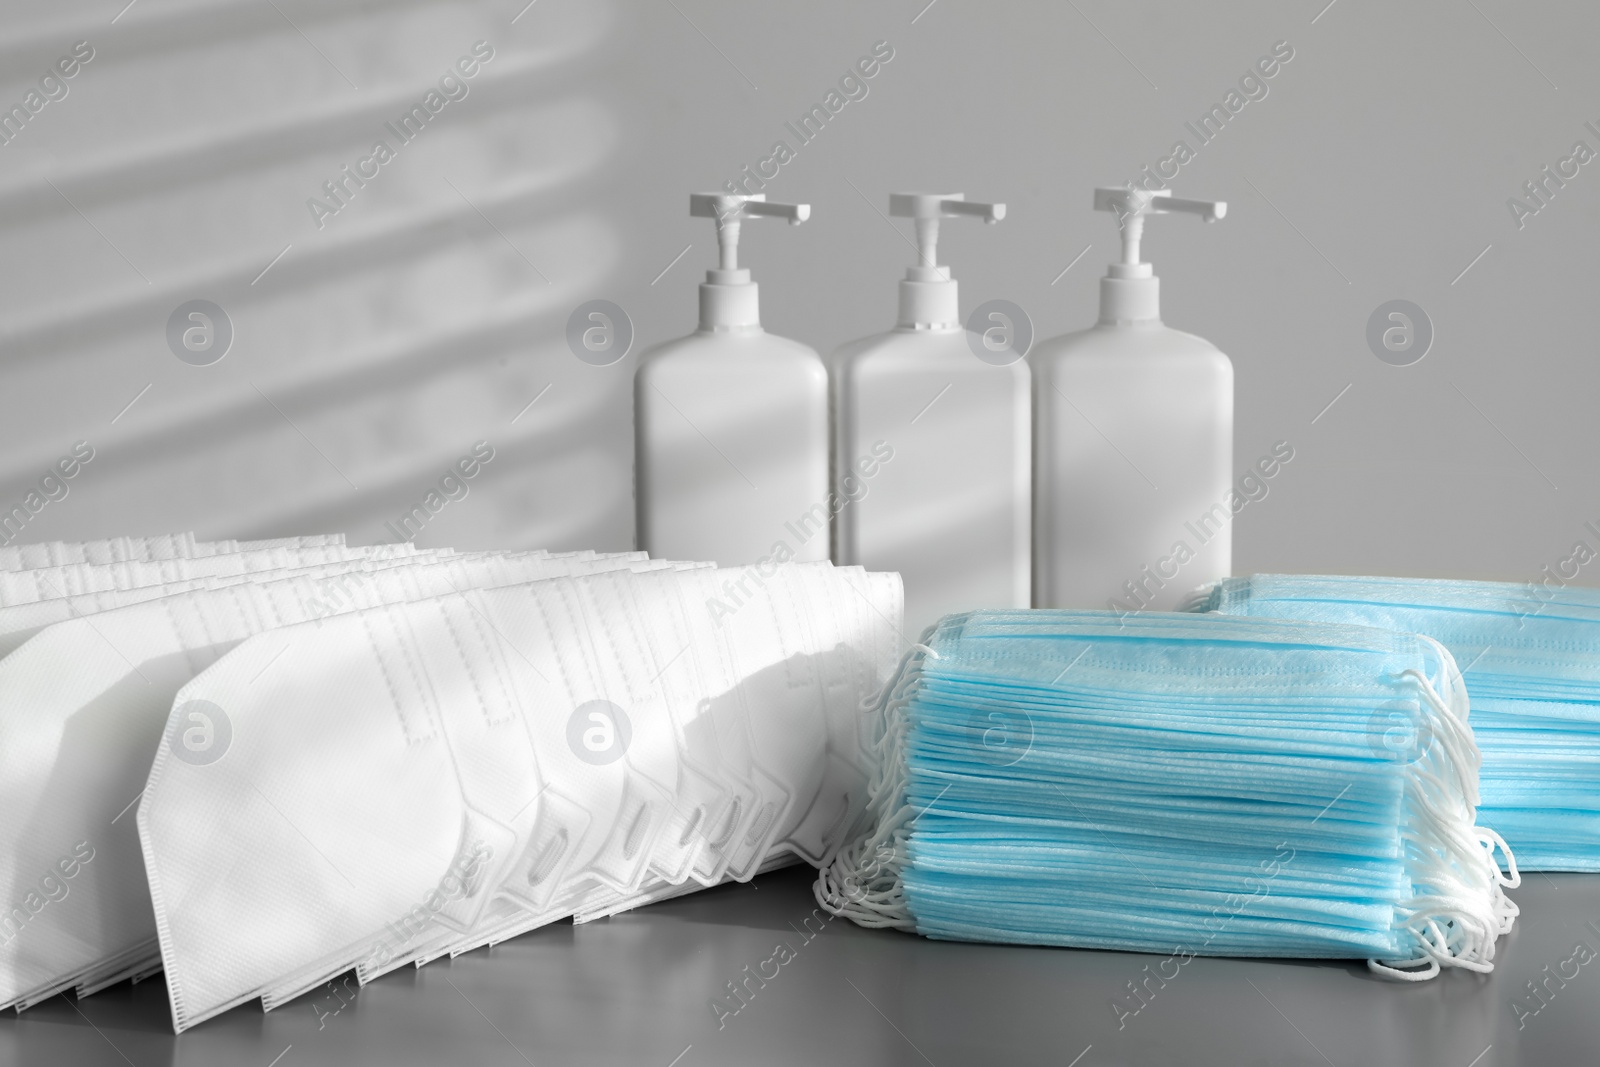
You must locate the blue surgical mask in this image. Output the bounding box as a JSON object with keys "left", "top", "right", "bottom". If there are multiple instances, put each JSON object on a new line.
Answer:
{"left": 1203, "top": 574, "right": 1600, "bottom": 871}
{"left": 815, "top": 609, "right": 1518, "bottom": 981}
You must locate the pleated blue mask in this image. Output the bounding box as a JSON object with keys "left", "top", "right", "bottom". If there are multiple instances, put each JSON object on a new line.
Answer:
{"left": 1202, "top": 574, "right": 1600, "bottom": 871}
{"left": 816, "top": 609, "right": 1518, "bottom": 982}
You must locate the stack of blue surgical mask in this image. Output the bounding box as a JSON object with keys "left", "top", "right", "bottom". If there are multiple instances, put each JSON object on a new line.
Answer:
{"left": 816, "top": 609, "right": 1518, "bottom": 981}
{"left": 1200, "top": 574, "right": 1600, "bottom": 871}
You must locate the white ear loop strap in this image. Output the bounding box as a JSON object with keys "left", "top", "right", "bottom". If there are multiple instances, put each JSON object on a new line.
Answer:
{"left": 1369, "top": 669, "right": 1518, "bottom": 981}
{"left": 813, "top": 642, "right": 931, "bottom": 929}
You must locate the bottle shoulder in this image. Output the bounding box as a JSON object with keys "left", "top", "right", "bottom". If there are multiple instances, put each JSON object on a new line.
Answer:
{"left": 831, "top": 328, "right": 1031, "bottom": 381}
{"left": 637, "top": 329, "right": 826, "bottom": 382}
{"left": 1029, "top": 322, "right": 1232, "bottom": 372}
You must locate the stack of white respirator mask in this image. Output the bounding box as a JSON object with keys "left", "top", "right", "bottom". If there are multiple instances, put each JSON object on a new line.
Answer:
{"left": 0, "top": 538, "right": 687, "bottom": 1014}
{"left": 0, "top": 534, "right": 901, "bottom": 1033}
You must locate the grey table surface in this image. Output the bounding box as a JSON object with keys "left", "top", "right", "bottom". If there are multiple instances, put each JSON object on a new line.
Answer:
{"left": 0, "top": 865, "right": 1594, "bottom": 1067}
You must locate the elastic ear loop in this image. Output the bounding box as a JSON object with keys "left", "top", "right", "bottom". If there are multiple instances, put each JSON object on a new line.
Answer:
{"left": 814, "top": 644, "right": 929, "bottom": 929}
{"left": 1479, "top": 827, "right": 1520, "bottom": 887}
{"left": 1403, "top": 722, "right": 1500, "bottom": 959}
{"left": 1371, "top": 670, "right": 1516, "bottom": 981}
{"left": 1478, "top": 827, "right": 1521, "bottom": 933}
{"left": 1368, "top": 956, "right": 1439, "bottom": 982}
{"left": 1399, "top": 673, "right": 1489, "bottom": 873}
{"left": 1402, "top": 668, "right": 1481, "bottom": 804}
{"left": 1372, "top": 909, "right": 1496, "bottom": 981}
{"left": 1410, "top": 672, "right": 1522, "bottom": 939}
{"left": 852, "top": 653, "right": 925, "bottom": 923}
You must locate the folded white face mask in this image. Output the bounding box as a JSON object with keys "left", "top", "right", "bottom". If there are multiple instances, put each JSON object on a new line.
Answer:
{"left": 0, "top": 533, "right": 345, "bottom": 570}
{"left": 0, "top": 543, "right": 426, "bottom": 607}
{"left": 412, "top": 564, "right": 733, "bottom": 963}
{"left": 0, "top": 551, "right": 659, "bottom": 1013}
{"left": 0, "top": 549, "right": 481, "bottom": 661}
{"left": 136, "top": 568, "right": 654, "bottom": 1029}
{"left": 0, "top": 534, "right": 199, "bottom": 569}
{"left": 586, "top": 568, "right": 748, "bottom": 890}
{"left": 0, "top": 549, "right": 645, "bottom": 663}
{"left": 145, "top": 617, "right": 477, "bottom": 1031}
{"left": 339, "top": 566, "right": 705, "bottom": 987}
{"left": 338, "top": 561, "right": 890, "bottom": 954}
{"left": 632, "top": 562, "right": 903, "bottom": 885}
{"left": 139, "top": 562, "right": 901, "bottom": 1031}
{"left": 317, "top": 560, "right": 706, "bottom": 988}
{"left": 567, "top": 564, "right": 904, "bottom": 923}
{"left": 210, "top": 555, "right": 679, "bottom": 998}
{"left": 773, "top": 563, "right": 905, "bottom": 867}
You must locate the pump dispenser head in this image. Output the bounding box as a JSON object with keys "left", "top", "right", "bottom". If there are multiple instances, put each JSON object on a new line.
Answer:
{"left": 689, "top": 193, "right": 809, "bottom": 331}
{"left": 888, "top": 193, "right": 1005, "bottom": 329}
{"left": 1092, "top": 187, "right": 1225, "bottom": 324}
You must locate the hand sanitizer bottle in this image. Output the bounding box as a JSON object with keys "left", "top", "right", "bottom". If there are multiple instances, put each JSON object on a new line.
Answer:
{"left": 635, "top": 193, "right": 829, "bottom": 567}
{"left": 1031, "top": 187, "right": 1232, "bottom": 612}
{"left": 832, "top": 192, "right": 1030, "bottom": 637}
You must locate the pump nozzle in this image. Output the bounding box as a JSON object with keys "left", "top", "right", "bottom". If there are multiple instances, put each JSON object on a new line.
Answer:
{"left": 889, "top": 192, "right": 1006, "bottom": 274}
{"left": 688, "top": 193, "right": 810, "bottom": 330}
{"left": 1093, "top": 187, "right": 1226, "bottom": 266}
{"left": 1090, "top": 186, "right": 1226, "bottom": 324}
{"left": 690, "top": 193, "right": 809, "bottom": 271}
{"left": 886, "top": 193, "right": 1005, "bottom": 329}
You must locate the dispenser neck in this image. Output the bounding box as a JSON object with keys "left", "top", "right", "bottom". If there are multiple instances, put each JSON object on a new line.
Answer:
{"left": 899, "top": 216, "right": 957, "bottom": 327}
{"left": 897, "top": 274, "right": 958, "bottom": 329}
{"left": 702, "top": 214, "right": 758, "bottom": 329}
{"left": 1098, "top": 270, "right": 1160, "bottom": 324}
{"left": 699, "top": 269, "right": 760, "bottom": 331}
{"left": 1100, "top": 217, "right": 1159, "bottom": 323}
{"left": 1088, "top": 185, "right": 1225, "bottom": 325}
{"left": 685, "top": 192, "right": 810, "bottom": 330}
{"left": 886, "top": 192, "right": 1004, "bottom": 330}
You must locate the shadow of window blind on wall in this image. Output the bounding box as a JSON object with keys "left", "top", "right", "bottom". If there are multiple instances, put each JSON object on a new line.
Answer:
{"left": 0, "top": 0, "right": 627, "bottom": 551}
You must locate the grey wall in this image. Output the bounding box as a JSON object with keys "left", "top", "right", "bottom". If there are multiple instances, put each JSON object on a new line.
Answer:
{"left": 1, "top": 0, "right": 1595, "bottom": 587}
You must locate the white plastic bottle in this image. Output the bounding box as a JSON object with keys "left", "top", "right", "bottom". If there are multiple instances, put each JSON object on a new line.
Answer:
{"left": 832, "top": 192, "right": 1030, "bottom": 637}
{"left": 1031, "top": 187, "right": 1232, "bottom": 612}
{"left": 635, "top": 193, "right": 829, "bottom": 567}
